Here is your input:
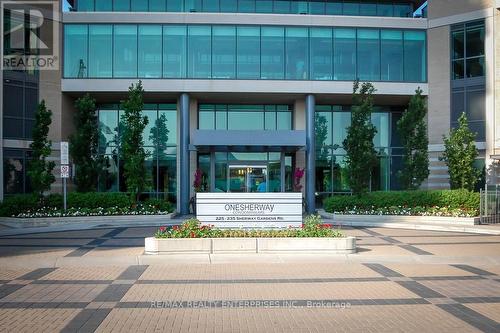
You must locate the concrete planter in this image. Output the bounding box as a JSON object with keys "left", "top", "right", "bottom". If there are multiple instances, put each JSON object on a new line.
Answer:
{"left": 144, "top": 236, "right": 356, "bottom": 255}
{"left": 319, "top": 211, "right": 480, "bottom": 226}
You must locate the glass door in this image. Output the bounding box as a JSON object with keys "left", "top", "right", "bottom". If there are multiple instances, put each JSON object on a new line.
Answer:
{"left": 228, "top": 165, "right": 268, "bottom": 192}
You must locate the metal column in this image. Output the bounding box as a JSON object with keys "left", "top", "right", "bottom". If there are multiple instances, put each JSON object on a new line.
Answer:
{"left": 179, "top": 93, "right": 190, "bottom": 215}
{"left": 305, "top": 94, "right": 316, "bottom": 213}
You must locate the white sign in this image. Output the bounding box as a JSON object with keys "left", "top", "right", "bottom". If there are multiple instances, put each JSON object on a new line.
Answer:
{"left": 60, "top": 165, "right": 70, "bottom": 178}
{"left": 196, "top": 193, "right": 303, "bottom": 228}
{"left": 60, "top": 141, "right": 69, "bottom": 165}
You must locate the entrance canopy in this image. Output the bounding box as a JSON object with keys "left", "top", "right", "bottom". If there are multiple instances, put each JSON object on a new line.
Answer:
{"left": 190, "top": 130, "right": 306, "bottom": 152}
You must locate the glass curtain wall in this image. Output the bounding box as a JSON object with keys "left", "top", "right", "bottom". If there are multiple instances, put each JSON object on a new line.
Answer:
{"left": 198, "top": 104, "right": 292, "bottom": 130}
{"left": 98, "top": 104, "right": 178, "bottom": 202}
{"left": 75, "top": 0, "right": 413, "bottom": 17}
{"left": 315, "top": 106, "right": 403, "bottom": 198}
{"left": 64, "top": 24, "right": 427, "bottom": 83}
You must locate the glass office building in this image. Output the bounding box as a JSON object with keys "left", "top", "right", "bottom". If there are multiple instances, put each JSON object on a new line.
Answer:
{"left": 55, "top": 0, "right": 430, "bottom": 213}
{"left": 3, "top": 0, "right": 438, "bottom": 213}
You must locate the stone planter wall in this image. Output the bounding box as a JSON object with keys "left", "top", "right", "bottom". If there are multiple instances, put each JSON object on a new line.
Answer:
{"left": 145, "top": 236, "right": 356, "bottom": 255}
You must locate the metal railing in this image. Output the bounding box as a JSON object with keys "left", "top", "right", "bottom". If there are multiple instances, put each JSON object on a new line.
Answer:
{"left": 480, "top": 185, "right": 500, "bottom": 224}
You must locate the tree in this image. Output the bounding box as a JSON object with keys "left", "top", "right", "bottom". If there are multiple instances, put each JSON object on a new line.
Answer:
{"left": 149, "top": 112, "right": 170, "bottom": 161}
{"left": 120, "top": 81, "right": 150, "bottom": 202}
{"left": 28, "top": 100, "right": 55, "bottom": 198}
{"left": 315, "top": 113, "right": 329, "bottom": 161}
{"left": 343, "top": 81, "right": 378, "bottom": 195}
{"left": 440, "top": 112, "right": 480, "bottom": 191}
{"left": 69, "top": 94, "right": 103, "bottom": 192}
{"left": 397, "top": 88, "right": 430, "bottom": 190}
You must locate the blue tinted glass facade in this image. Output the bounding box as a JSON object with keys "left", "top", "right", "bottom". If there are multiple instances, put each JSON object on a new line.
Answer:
{"left": 98, "top": 104, "right": 178, "bottom": 202}
{"left": 64, "top": 24, "right": 427, "bottom": 82}
{"left": 315, "top": 106, "right": 404, "bottom": 195}
{"left": 74, "top": 0, "right": 414, "bottom": 17}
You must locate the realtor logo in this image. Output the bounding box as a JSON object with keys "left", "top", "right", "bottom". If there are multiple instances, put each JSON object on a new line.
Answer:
{"left": 1, "top": 0, "right": 59, "bottom": 70}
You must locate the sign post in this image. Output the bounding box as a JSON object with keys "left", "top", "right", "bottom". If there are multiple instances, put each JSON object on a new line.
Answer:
{"left": 60, "top": 142, "right": 69, "bottom": 211}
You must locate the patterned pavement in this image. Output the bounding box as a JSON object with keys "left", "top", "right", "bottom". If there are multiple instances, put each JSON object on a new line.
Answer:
{"left": 0, "top": 225, "right": 499, "bottom": 332}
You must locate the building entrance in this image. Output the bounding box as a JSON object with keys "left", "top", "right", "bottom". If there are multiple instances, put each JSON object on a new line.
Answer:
{"left": 228, "top": 165, "right": 268, "bottom": 192}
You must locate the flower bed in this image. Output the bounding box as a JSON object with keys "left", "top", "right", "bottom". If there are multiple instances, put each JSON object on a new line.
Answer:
{"left": 0, "top": 193, "right": 173, "bottom": 218}
{"left": 154, "top": 216, "right": 344, "bottom": 239}
{"left": 147, "top": 216, "right": 354, "bottom": 255}
{"left": 323, "top": 190, "right": 479, "bottom": 217}
{"left": 15, "top": 205, "right": 171, "bottom": 218}
{"left": 333, "top": 206, "right": 476, "bottom": 218}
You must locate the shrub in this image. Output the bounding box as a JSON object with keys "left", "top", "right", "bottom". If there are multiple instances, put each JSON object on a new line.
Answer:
{"left": 323, "top": 189, "right": 480, "bottom": 216}
{"left": 0, "top": 192, "right": 172, "bottom": 217}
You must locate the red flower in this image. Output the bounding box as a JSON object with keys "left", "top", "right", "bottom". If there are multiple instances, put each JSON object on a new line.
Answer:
{"left": 159, "top": 226, "right": 166, "bottom": 232}
{"left": 190, "top": 231, "right": 195, "bottom": 238}
{"left": 172, "top": 225, "right": 179, "bottom": 230}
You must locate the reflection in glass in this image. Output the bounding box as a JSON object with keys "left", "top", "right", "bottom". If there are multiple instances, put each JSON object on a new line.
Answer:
{"left": 261, "top": 27, "right": 285, "bottom": 79}
{"left": 64, "top": 25, "right": 88, "bottom": 78}
{"left": 113, "top": 25, "right": 137, "bottom": 78}
{"left": 381, "top": 30, "right": 403, "bottom": 81}
{"left": 285, "top": 27, "right": 308, "bottom": 80}
{"left": 188, "top": 26, "right": 211, "bottom": 78}
{"left": 89, "top": 25, "right": 112, "bottom": 78}
{"left": 212, "top": 26, "right": 236, "bottom": 78}
{"left": 163, "top": 26, "right": 187, "bottom": 78}
{"left": 334, "top": 29, "right": 356, "bottom": 80}
{"left": 138, "top": 25, "right": 162, "bottom": 78}
{"left": 357, "top": 29, "right": 380, "bottom": 81}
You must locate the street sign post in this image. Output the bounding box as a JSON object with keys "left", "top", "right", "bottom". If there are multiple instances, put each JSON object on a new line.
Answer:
{"left": 60, "top": 142, "right": 69, "bottom": 211}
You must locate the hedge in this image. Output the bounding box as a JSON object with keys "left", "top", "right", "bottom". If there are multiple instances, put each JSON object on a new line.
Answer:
{"left": 323, "top": 189, "right": 480, "bottom": 215}
{"left": 0, "top": 192, "right": 172, "bottom": 217}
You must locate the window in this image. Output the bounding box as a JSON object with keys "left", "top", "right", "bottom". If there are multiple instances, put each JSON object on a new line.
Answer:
{"left": 237, "top": 26, "right": 260, "bottom": 79}
{"left": 167, "top": 0, "right": 183, "bottom": 11}
{"left": 113, "top": 25, "right": 137, "bottom": 78}
{"left": 220, "top": 0, "right": 237, "bottom": 12}
{"left": 131, "top": 0, "right": 148, "bottom": 11}
{"left": 310, "top": 28, "right": 332, "bottom": 80}
{"left": 3, "top": 76, "right": 38, "bottom": 139}
{"left": 357, "top": 29, "right": 380, "bottom": 81}
{"left": 342, "top": 1, "right": 359, "bottom": 16}
{"left": 325, "top": 1, "right": 341, "bottom": 15}
{"left": 98, "top": 104, "right": 177, "bottom": 201}
{"left": 404, "top": 30, "right": 426, "bottom": 82}
{"left": 451, "top": 85, "right": 486, "bottom": 141}
{"left": 212, "top": 26, "right": 236, "bottom": 78}
{"left": 309, "top": 0, "right": 324, "bottom": 15}
{"left": 334, "top": 28, "right": 356, "bottom": 80}
{"left": 113, "top": 0, "right": 130, "bottom": 11}
{"left": 188, "top": 26, "right": 211, "bottom": 78}
{"left": 150, "top": 0, "right": 166, "bottom": 11}
{"left": 163, "top": 26, "right": 187, "bottom": 78}
{"left": 381, "top": 30, "right": 403, "bottom": 81}
{"left": 261, "top": 27, "right": 285, "bottom": 79}
{"left": 64, "top": 24, "right": 427, "bottom": 82}
{"left": 238, "top": 0, "right": 255, "bottom": 12}
{"left": 3, "top": 149, "right": 32, "bottom": 195}
{"left": 185, "top": 0, "right": 202, "bottom": 12}
{"left": 78, "top": 0, "right": 94, "bottom": 11}
{"left": 199, "top": 104, "right": 292, "bottom": 130}
{"left": 256, "top": 0, "right": 273, "bottom": 13}
{"left": 138, "top": 25, "right": 162, "bottom": 78}
{"left": 95, "top": 0, "right": 112, "bottom": 11}
{"left": 64, "top": 25, "right": 88, "bottom": 78}
{"left": 315, "top": 106, "right": 402, "bottom": 194}
{"left": 203, "top": 0, "right": 219, "bottom": 11}
{"left": 89, "top": 25, "right": 113, "bottom": 78}
{"left": 285, "top": 27, "right": 308, "bottom": 80}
